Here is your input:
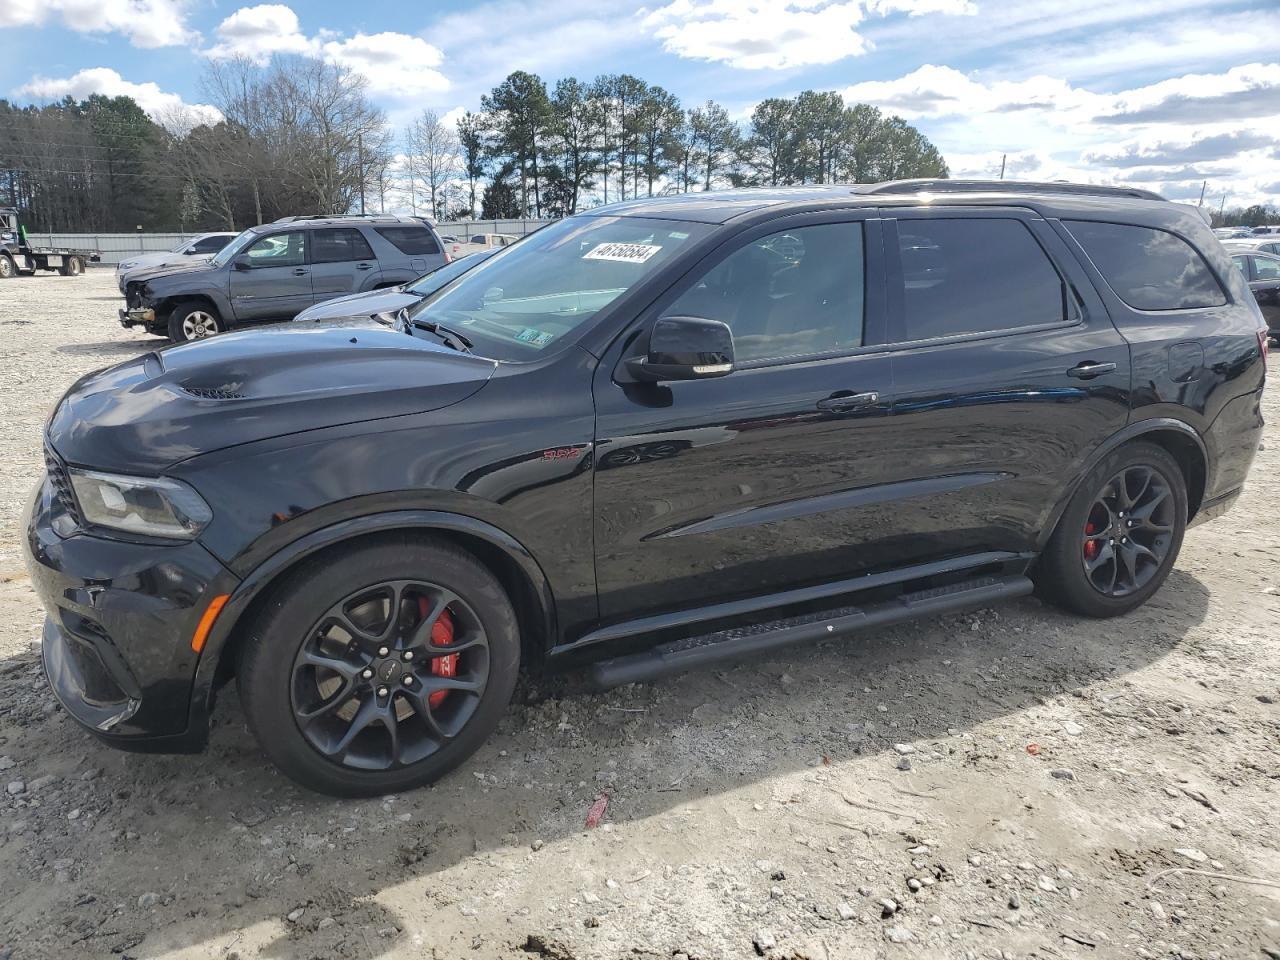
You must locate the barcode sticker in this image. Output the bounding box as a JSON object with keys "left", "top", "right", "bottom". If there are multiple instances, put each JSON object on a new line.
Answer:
{"left": 583, "top": 242, "right": 662, "bottom": 263}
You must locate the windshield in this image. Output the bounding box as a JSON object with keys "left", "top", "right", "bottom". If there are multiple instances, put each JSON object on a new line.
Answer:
{"left": 405, "top": 249, "right": 496, "bottom": 296}
{"left": 210, "top": 228, "right": 261, "bottom": 267}
{"left": 406, "top": 215, "right": 711, "bottom": 361}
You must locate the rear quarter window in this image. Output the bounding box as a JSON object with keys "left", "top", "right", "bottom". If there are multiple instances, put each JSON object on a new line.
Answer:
{"left": 1064, "top": 220, "right": 1226, "bottom": 311}
{"left": 374, "top": 226, "right": 440, "bottom": 256}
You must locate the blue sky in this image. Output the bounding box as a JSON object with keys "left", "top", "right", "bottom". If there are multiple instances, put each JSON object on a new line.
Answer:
{"left": 3, "top": 0, "right": 1278, "bottom": 206}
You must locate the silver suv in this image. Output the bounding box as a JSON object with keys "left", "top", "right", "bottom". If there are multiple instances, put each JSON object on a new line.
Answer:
{"left": 119, "top": 215, "right": 448, "bottom": 341}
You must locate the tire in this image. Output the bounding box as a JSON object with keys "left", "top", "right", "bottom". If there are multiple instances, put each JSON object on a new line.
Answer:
{"left": 58, "top": 256, "right": 83, "bottom": 277}
{"left": 167, "top": 300, "right": 224, "bottom": 341}
{"left": 236, "top": 534, "right": 521, "bottom": 797}
{"left": 1036, "top": 441, "right": 1187, "bottom": 618}
{"left": 0, "top": 255, "right": 13, "bottom": 279}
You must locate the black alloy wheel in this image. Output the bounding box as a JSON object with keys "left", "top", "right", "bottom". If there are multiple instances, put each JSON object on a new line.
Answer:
{"left": 290, "top": 579, "right": 489, "bottom": 770}
{"left": 1080, "top": 465, "right": 1176, "bottom": 597}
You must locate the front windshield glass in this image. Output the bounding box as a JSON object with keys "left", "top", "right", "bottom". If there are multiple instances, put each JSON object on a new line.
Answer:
{"left": 406, "top": 215, "right": 711, "bottom": 361}
{"left": 405, "top": 250, "right": 494, "bottom": 296}
{"left": 210, "top": 228, "right": 260, "bottom": 267}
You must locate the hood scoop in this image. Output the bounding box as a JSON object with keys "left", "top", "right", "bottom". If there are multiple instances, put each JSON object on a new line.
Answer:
{"left": 182, "top": 383, "right": 246, "bottom": 400}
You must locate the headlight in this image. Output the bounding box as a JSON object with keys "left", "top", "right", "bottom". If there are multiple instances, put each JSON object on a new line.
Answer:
{"left": 68, "top": 470, "right": 212, "bottom": 539}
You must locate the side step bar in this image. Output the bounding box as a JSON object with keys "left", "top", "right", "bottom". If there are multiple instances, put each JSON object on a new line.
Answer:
{"left": 590, "top": 574, "right": 1033, "bottom": 690}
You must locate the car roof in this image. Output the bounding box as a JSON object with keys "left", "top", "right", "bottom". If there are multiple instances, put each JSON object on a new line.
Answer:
{"left": 579, "top": 180, "right": 1206, "bottom": 233}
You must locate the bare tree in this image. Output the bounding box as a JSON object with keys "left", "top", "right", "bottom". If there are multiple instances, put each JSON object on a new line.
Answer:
{"left": 405, "top": 109, "right": 460, "bottom": 221}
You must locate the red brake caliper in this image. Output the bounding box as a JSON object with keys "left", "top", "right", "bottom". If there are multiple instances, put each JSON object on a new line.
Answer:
{"left": 1083, "top": 521, "right": 1100, "bottom": 560}
{"left": 418, "top": 599, "right": 457, "bottom": 708}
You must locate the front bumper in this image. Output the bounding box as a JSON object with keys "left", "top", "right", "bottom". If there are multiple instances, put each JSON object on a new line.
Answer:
{"left": 118, "top": 306, "right": 156, "bottom": 328}
{"left": 24, "top": 473, "right": 237, "bottom": 752}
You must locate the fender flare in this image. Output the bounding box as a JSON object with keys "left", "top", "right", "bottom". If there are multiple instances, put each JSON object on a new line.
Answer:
{"left": 1034, "top": 417, "right": 1209, "bottom": 552}
{"left": 186, "top": 509, "right": 557, "bottom": 734}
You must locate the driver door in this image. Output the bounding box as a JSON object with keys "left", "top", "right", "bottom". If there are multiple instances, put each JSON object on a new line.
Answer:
{"left": 228, "top": 231, "right": 313, "bottom": 321}
{"left": 591, "top": 212, "right": 897, "bottom": 624}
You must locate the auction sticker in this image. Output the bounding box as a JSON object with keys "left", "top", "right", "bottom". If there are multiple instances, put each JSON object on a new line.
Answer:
{"left": 584, "top": 242, "right": 661, "bottom": 263}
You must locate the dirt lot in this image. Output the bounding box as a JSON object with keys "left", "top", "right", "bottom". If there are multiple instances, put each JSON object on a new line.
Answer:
{"left": 0, "top": 271, "right": 1277, "bottom": 960}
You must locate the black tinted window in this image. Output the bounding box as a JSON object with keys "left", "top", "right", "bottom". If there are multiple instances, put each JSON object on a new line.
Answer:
{"left": 191, "top": 235, "right": 229, "bottom": 254}
{"left": 312, "top": 228, "right": 375, "bottom": 263}
{"left": 1065, "top": 220, "right": 1225, "bottom": 311}
{"left": 666, "top": 222, "right": 865, "bottom": 362}
{"left": 375, "top": 226, "right": 440, "bottom": 255}
{"left": 893, "top": 218, "right": 1067, "bottom": 342}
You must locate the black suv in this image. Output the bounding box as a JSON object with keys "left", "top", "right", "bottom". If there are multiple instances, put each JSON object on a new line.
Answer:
{"left": 119, "top": 214, "right": 448, "bottom": 342}
{"left": 27, "top": 181, "right": 1266, "bottom": 796}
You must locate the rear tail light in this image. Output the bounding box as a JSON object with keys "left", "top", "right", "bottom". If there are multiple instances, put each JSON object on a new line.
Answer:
{"left": 1259, "top": 329, "right": 1269, "bottom": 363}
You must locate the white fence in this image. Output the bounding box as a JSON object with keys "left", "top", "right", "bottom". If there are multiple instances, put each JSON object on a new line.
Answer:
{"left": 26, "top": 219, "right": 554, "bottom": 265}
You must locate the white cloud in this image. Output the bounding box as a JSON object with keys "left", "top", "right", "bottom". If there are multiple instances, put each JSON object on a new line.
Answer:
{"left": 840, "top": 62, "right": 1280, "bottom": 206}
{"left": 639, "top": 0, "right": 974, "bottom": 70}
{"left": 0, "top": 0, "right": 194, "bottom": 48}
{"left": 321, "top": 32, "right": 448, "bottom": 96}
{"left": 205, "top": 4, "right": 315, "bottom": 61}
{"left": 206, "top": 5, "right": 449, "bottom": 98}
{"left": 16, "top": 68, "right": 222, "bottom": 127}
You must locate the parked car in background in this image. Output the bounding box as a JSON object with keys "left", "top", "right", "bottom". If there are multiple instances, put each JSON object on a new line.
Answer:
{"left": 1214, "top": 227, "right": 1252, "bottom": 240}
{"left": 293, "top": 248, "right": 498, "bottom": 326}
{"left": 1251, "top": 225, "right": 1280, "bottom": 236}
{"left": 1231, "top": 250, "right": 1280, "bottom": 342}
{"left": 28, "top": 180, "right": 1266, "bottom": 796}
{"left": 448, "top": 232, "right": 518, "bottom": 259}
{"left": 115, "top": 233, "right": 237, "bottom": 292}
{"left": 1224, "top": 237, "right": 1280, "bottom": 257}
{"left": 119, "top": 214, "right": 448, "bottom": 341}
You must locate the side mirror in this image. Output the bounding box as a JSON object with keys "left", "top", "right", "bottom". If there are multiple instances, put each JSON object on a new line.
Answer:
{"left": 626, "top": 316, "right": 735, "bottom": 383}
{"left": 233, "top": 256, "right": 251, "bottom": 271}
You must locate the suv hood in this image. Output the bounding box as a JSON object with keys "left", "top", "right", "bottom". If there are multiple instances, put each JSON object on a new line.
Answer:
{"left": 123, "top": 258, "right": 219, "bottom": 288}
{"left": 48, "top": 326, "right": 497, "bottom": 474}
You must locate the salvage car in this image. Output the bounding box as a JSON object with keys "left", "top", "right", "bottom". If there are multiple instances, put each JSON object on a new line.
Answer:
{"left": 1232, "top": 251, "right": 1280, "bottom": 342}
{"left": 120, "top": 215, "right": 448, "bottom": 341}
{"left": 28, "top": 181, "right": 1267, "bottom": 796}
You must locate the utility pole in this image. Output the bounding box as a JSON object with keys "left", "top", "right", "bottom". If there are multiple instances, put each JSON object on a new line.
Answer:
{"left": 1198, "top": 180, "right": 1207, "bottom": 206}
{"left": 1219, "top": 192, "right": 1228, "bottom": 217}
{"left": 999, "top": 154, "right": 1006, "bottom": 180}
{"left": 358, "top": 134, "right": 366, "bottom": 215}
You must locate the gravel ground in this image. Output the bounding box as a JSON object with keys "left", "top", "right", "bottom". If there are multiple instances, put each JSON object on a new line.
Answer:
{"left": 0, "top": 272, "right": 1277, "bottom": 960}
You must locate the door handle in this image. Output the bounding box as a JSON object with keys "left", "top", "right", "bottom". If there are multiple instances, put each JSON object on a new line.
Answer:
{"left": 816, "top": 391, "right": 879, "bottom": 412}
{"left": 1066, "top": 361, "right": 1117, "bottom": 379}
{"left": 356, "top": 262, "right": 374, "bottom": 270}
{"left": 293, "top": 268, "right": 308, "bottom": 276}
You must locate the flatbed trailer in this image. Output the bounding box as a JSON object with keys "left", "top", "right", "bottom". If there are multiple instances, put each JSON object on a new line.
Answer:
{"left": 0, "top": 207, "right": 100, "bottom": 278}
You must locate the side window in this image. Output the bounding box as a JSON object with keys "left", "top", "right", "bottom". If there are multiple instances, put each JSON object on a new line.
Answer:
{"left": 664, "top": 222, "right": 865, "bottom": 363}
{"left": 891, "top": 218, "right": 1067, "bottom": 342}
{"left": 192, "top": 235, "right": 228, "bottom": 254}
{"left": 244, "top": 232, "right": 305, "bottom": 268}
{"left": 1254, "top": 257, "right": 1280, "bottom": 281}
{"left": 471, "top": 235, "right": 487, "bottom": 245}
{"left": 1064, "top": 220, "right": 1226, "bottom": 311}
{"left": 312, "top": 228, "right": 375, "bottom": 264}
{"left": 1262, "top": 242, "right": 1280, "bottom": 256}
{"left": 1232, "top": 255, "right": 1250, "bottom": 279}
{"left": 374, "top": 226, "right": 440, "bottom": 255}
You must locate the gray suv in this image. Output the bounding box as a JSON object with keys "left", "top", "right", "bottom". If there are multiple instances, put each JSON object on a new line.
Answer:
{"left": 119, "top": 215, "right": 448, "bottom": 341}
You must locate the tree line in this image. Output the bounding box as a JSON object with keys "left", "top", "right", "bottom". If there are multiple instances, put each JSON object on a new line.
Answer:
{"left": 0, "top": 56, "right": 948, "bottom": 233}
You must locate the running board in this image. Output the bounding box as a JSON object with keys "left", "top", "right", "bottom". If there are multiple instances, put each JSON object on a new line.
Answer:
{"left": 590, "top": 574, "right": 1033, "bottom": 690}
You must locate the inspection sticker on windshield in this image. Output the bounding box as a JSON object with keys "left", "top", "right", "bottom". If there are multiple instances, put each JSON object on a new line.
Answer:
{"left": 583, "top": 242, "right": 661, "bottom": 264}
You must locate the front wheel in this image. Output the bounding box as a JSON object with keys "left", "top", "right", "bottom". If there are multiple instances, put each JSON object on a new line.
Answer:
{"left": 1036, "top": 441, "right": 1187, "bottom": 618}
{"left": 0, "top": 255, "right": 14, "bottom": 279}
{"left": 236, "top": 535, "right": 521, "bottom": 796}
{"left": 167, "top": 301, "right": 224, "bottom": 341}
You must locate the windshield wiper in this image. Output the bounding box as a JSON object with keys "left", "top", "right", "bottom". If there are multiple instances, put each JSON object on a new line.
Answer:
{"left": 397, "top": 308, "right": 473, "bottom": 353}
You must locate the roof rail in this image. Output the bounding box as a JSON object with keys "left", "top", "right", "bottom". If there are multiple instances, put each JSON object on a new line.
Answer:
{"left": 271, "top": 213, "right": 403, "bottom": 224}
{"left": 861, "top": 179, "right": 1167, "bottom": 202}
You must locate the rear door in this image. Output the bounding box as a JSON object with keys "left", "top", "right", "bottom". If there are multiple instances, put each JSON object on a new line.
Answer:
{"left": 1245, "top": 254, "right": 1280, "bottom": 331}
{"left": 310, "top": 227, "right": 378, "bottom": 302}
{"left": 227, "top": 230, "right": 312, "bottom": 321}
{"left": 877, "top": 207, "right": 1132, "bottom": 560}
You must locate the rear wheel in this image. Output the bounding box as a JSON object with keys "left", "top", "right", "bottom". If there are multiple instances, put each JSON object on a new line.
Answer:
{"left": 237, "top": 536, "right": 521, "bottom": 796}
{"left": 167, "top": 300, "right": 224, "bottom": 341}
{"left": 1036, "top": 442, "right": 1187, "bottom": 617}
{"left": 58, "top": 256, "right": 83, "bottom": 276}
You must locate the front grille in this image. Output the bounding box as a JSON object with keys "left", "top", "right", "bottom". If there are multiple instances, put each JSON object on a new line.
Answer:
{"left": 44, "top": 442, "right": 81, "bottom": 524}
